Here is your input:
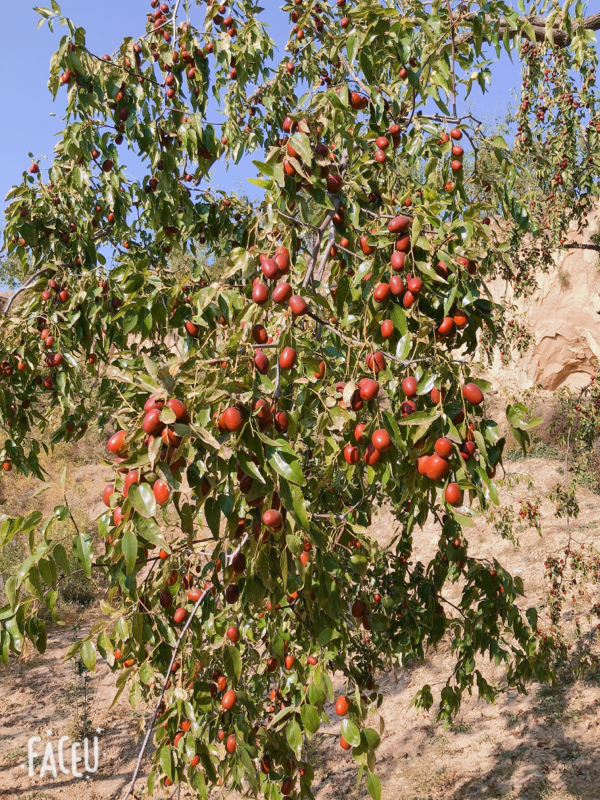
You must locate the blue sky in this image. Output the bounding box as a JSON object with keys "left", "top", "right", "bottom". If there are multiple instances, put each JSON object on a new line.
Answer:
{"left": 0, "top": 0, "right": 535, "bottom": 217}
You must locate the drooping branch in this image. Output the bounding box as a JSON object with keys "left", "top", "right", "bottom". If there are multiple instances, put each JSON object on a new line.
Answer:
{"left": 86, "top": 50, "right": 163, "bottom": 88}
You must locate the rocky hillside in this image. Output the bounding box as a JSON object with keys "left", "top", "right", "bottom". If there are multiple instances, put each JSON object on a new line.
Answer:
{"left": 488, "top": 213, "right": 600, "bottom": 392}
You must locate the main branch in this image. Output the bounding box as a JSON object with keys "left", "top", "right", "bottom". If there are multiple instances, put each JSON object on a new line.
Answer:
{"left": 457, "top": 12, "right": 600, "bottom": 47}
{"left": 0, "top": 268, "right": 54, "bottom": 316}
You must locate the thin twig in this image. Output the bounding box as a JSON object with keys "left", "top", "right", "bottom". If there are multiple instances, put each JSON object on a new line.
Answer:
{"left": 561, "top": 368, "right": 599, "bottom": 555}
{"left": 563, "top": 242, "right": 600, "bottom": 252}
{"left": 277, "top": 210, "right": 321, "bottom": 232}
{"left": 563, "top": 427, "right": 572, "bottom": 488}
{"left": 122, "top": 534, "right": 248, "bottom": 800}
{"left": 305, "top": 309, "right": 454, "bottom": 367}
{"left": 338, "top": 53, "right": 375, "bottom": 101}
{"left": 313, "top": 496, "right": 369, "bottom": 520}
{"left": 273, "top": 355, "right": 282, "bottom": 401}
{"left": 439, "top": 594, "right": 466, "bottom": 618}
{"left": 86, "top": 51, "right": 163, "bottom": 88}
{"left": 121, "top": 588, "right": 210, "bottom": 800}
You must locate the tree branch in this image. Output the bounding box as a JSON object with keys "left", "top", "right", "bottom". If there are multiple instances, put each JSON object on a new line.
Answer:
{"left": 305, "top": 309, "right": 464, "bottom": 367}
{"left": 302, "top": 209, "right": 336, "bottom": 288}
{"left": 445, "top": 0, "right": 457, "bottom": 118}
{"left": 121, "top": 587, "right": 210, "bottom": 800}
{"left": 338, "top": 53, "right": 376, "bottom": 100}
{"left": 87, "top": 51, "right": 163, "bottom": 88}
{"left": 315, "top": 220, "right": 335, "bottom": 282}
{"left": 0, "top": 268, "right": 54, "bottom": 316}
{"left": 172, "top": 0, "right": 181, "bottom": 46}
{"left": 456, "top": 13, "right": 600, "bottom": 47}
{"left": 122, "top": 534, "right": 249, "bottom": 800}
{"left": 563, "top": 242, "right": 600, "bottom": 252}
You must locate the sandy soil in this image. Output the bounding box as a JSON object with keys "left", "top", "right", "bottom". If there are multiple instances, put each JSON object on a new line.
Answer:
{"left": 1, "top": 457, "right": 599, "bottom": 800}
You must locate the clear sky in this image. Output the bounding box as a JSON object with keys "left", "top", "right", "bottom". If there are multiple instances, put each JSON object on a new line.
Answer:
{"left": 1, "top": 2, "right": 597, "bottom": 217}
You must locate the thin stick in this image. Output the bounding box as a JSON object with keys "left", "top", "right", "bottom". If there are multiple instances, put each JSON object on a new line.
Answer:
{"left": 122, "top": 534, "right": 248, "bottom": 800}
{"left": 338, "top": 53, "right": 375, "bottom": 100}
{"left": 273, "top": 355, "right": 282, "bottom": 401}
{"left": 121, "top": 589, "right": 210, "bottom": 800}
{"left": 277, "top": 210, "right": 321, "bottom": 232}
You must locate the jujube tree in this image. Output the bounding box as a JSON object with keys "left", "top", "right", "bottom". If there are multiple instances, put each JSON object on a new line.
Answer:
{"left": 2, "top": 1, "right": 600, "bottom": 797}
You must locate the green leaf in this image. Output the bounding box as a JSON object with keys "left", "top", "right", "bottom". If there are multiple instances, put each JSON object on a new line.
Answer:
{"left": 390, "top": 303, "right": 407, "bottom": 335}
{"left": 97, "top": 631, "right": 111, "bottom": 659}
{"left": 16, "top": 555, "right": 35, "bottom": 588}
{"left": 366, "top": 773, "right": 381, "bottom": 800}
{"left": 139, "top": 661, "right": 154, "bottom": 685}
{"left": 269, "top": 704, "right": 295, "bottom": 729}
{"left": 248, "top": 178, "right": 272, "bottom": 188}
{"left": 223, "top": 645, "right": 242, "bottom": 683}
{"left": 301, "top": 704, "right": 320, "bottom": 735}
{"left": 506, "top": 403, "right": 542, "bottom": 431}
{"left": 308, "top": 683, "right": 326, "bottom": 707}
{"left": 317, "top": 628, "right": 340, "bottom": 645}
{"left": 74, "top": 533, "right": 93, "bottom": 578}
{"left": 511, "top": 426, "right": 530, "bottom": 455}
{"left": 128, "top": 483, "right": 156, "bottom": 519}
{"left": 237, "top": 451, "right": 265, "bottom": 484}
{"left": 122, "top": 529, "right": 138, "bottom": 574}
{"left": 350, "top": 553, "right": 367, "bottom": 576}
{"left": 252, "top": 160, "right": 274, "bottom": 177}
{"left": 53, "top": 542, "right": 71, "bottom": 575}
{"left": 5, "top": 576, "right": 17, "bottom": 610}
{"left": 204, "top": 497, "right": 220, "bottom": 538}
{"left": 341, "top": 719, "right": 361, "bottom": 747}
{"left": 397, "top": 411, "right": 440, "bottom": 428}
{"left": 134, "top": 516, "right": 169, "bottom": 552}
{"left": 395, "top": 331, "right": 412, "bottom": 360}
{"left": 286, "top": 720, "right": 303, "bottom": 759}
{"left": 279, "top": 479, "right": 310, "bottom": 531}
{"left": 265, "top": 444, "right": 306, "bottom": 486}
{"left": 289, "top": 132, "right": 312, "bottom": 165}
{"left": 159, "top": 745, "right": 173, "bottom": 781}
{"left": 346, "top": 33, "right": 358, "bottom": 64}
{"left": 194, "top": 426, "right": 221, "bottom": 451}
{"left": 80, "top": 639, "right": 96, "bottom": 672}
{"left": 33, "top": 7, "right": 54, "bottom": 18}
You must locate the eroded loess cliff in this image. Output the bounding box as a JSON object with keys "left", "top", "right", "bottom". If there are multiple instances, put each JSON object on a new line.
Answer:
{"left": 487, "top": 214, "right": 600, "bottom": 391}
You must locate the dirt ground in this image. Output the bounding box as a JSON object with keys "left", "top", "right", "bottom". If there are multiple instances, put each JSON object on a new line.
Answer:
{"left": 1, "top": 456, "right": 599, "bottom": 800}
